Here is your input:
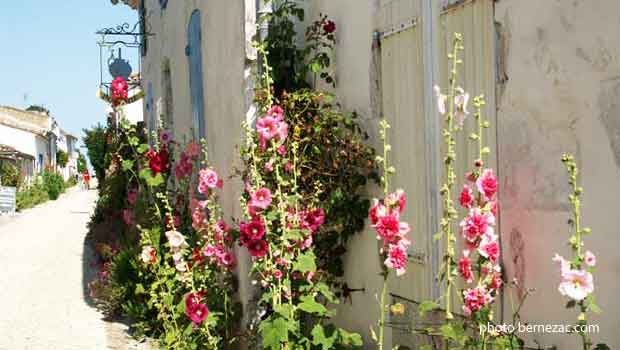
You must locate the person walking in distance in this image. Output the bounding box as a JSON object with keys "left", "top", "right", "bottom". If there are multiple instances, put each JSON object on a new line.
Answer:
{"left": 83, "top": 170, "right": 90, "bottom": 190}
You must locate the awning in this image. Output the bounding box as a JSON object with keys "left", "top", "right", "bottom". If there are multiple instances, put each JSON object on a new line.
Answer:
{"left": 0, "top": 144, "right": 35, "bottom": 161}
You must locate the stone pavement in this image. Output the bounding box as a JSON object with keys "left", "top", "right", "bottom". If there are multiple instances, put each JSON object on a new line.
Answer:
{"left": 0, "top": 187, "right": 154, "bottom": 350}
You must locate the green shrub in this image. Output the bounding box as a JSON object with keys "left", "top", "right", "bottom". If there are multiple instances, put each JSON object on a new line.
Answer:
{"left": 42, "top": 171, "right": 65, "bottom": 200}
{"left": 65, "top": 176, "right": 78, "bottom": 188}
{"left": 0, "top": 162, "right": 22, "bottom": 188}
{"left": 16, "top": 179, "right": 48, "bottom": 210}
{"left": 56, "top": 150, "right": 69, "bottom": 168}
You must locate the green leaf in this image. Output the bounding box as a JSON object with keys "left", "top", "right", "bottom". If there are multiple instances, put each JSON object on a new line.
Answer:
{"left": 418, "top": 300, "right": 440, "bottom": 317}
{"left": 146, "top": 173, "right": 164, "bottom": 187}
{"left": 137, "top": 143, "right": 150, "bottom": 154}
{"left": 594, "top": 344, "right": 611, "bottom": 350}
{"left": 293, "top": 252, "right": 317, "bottom": 274}
{"left": 260, "top": 317, "right": 290, "bottom": 350}
{"left": 128, "top": 136, "right": 140, "bottom": 146}
{"left": 121, "top": 159, "right": 134, "bottom": 171}
{"left": 311, "top": 325, "right": 336, "bottom": 350}
{"left": 298, "top": 294, "right": 327, "bottom": 315}
{"left": 338, "top": 328, "right": 363, "bottom": 346}
{"left": 135, "top": 283, "right": 145, "bottom": 295}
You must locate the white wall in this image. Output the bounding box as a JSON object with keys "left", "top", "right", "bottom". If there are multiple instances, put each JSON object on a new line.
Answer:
{"left": 0, "top": 124, "right": 49, "bottom": 173}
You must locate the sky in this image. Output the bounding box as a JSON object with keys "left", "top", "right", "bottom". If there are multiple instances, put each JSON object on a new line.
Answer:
{"left": 0, "top": 1, "right": 139, "bottom": 146}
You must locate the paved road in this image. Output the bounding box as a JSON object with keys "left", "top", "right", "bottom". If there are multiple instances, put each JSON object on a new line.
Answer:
{"left": 0, "top": 188, "right": 145, "bottom": 350}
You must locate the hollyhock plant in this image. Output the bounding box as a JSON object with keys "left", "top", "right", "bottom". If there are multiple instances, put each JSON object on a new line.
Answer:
{"left": 369, "top": 119, "right": 412, "bottom": 350}
{"left": 553, "top": 154, "right": 605, "bottom": 350}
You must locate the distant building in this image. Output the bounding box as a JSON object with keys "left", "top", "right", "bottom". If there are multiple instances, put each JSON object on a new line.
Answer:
{"left": 0, "top": 106, "right": 78, "bottom": 184}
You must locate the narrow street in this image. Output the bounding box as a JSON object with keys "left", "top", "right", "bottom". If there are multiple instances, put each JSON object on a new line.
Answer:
{"left": 0, "top": 188, "right": 141, "bottom": 350}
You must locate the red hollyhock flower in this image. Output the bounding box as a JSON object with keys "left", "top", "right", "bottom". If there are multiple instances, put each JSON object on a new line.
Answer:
{"left": 323, "top": 20, "right": 336, "bottom": 34}
{"left": 247, "top": 240, "right": 269, "bottom": 258}
{"left": 240, "top": 219, "right": 265, "bottom": 241}
{"left": 111, "top": 77, "right": 129, "bottom": 105}
{"left": 185, "top": 292, "right": 208, "bottom": 325}
{"left": 146, "top": 147, "right": 170, "bottom": 175}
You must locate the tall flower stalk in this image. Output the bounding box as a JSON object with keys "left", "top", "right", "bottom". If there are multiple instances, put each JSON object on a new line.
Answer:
{"left": 369, "top": 119, "right": 412, "bottom": 350}
{"left": 435, "top": 32, "right": 465, "bottom": 320}
{"left": 555, "top": 154, "right": 603, "bottom": 350}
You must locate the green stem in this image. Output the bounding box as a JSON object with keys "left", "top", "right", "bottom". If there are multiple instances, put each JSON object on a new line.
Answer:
{"left": 378, "top": 274, "right": 389, "bottom": 350}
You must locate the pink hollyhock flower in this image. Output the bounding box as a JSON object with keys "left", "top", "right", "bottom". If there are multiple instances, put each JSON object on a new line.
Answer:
{"left": 216, "top": 249, "right": 236, "bottom": 269}
{"left": 127, "top": 188, "right": 138, "bottom": 205}
{"left": 584, "top": 250, "right": 596, "bottom": 267}
{"left": 277, "top": 145, "right": 286, "bottom": 156}
{"left": 478, "top": 231, "right": 500, "bottom": 262}
{"left": 250, "top": 188, "right": 272, "bottom": 209}
{"left": 165, "top": 230, "right": 189, "bottom": 250}
{"left": 267, "top": 105, "right": 284, "bottom": 119}
{"left": 186, "top": 141, "right": 201, "bottom": 159}
{"left": 373, "top": 212, "right": 409, "bottom": 243}
{"left": 159, "top": 130, "right": 173, "bottom": 145}
{"left": 276, "top": 120, "right": 289, "bottom": 142}
{"left": 301, "top": 235, "right": 313, "bottom": 250}
{"left": 369, "top": 199, "right": 387, "bottom": 225}
{"left": 185, "top": 293, "right": 209, "bottom": 325}
{"left": 140, "top": 246, "right": 157, "bottom": 264}
{"left": 462, "top": 286, "right": 491, "bottom": 316}
{"left": 273, "top": 269, "right": 283, "bottom": 280}
{"left": 458, "top": 256, "right": 474, "bottom": 283}
{"left": 558, "top": 269, "right": 594, "bottom": 301}
{"left": 256, "top": 115, "right": 280, "bottom": 148}
{"left": 460, "top": 208, "right": 495, "bottom": 243}
{"left": 240, "top": 219, "right": 266, "bottom": 241}
{"left": 385, "top": 243, "right": 408, "bottom": 276}
{"left": 264, "top": 159, "right": 274, "bottom": 173}
{"left": 198, "top": 168, "right": 220, "bottom": 193}
{"left": 276, "top": 257, "right": 289, "bottom": 267}
{"left": 476, "top": 169, "right": 498, "bottom": 200}
{"left": 459, "top": 184, "right": 474, "bottom": 209}
{"left": 247, "top": 240, "right": 269, "bottom": 258}
{"left": 386, "top": 189, "right": 406, "bottom": 213}
{"left": 203, "top": 244, "right": 217, "bottom": 257}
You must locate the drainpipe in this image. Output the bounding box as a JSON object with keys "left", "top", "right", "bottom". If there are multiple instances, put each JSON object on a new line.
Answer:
{"left": 422, "top": 0, "right": 442, "bottom": 301}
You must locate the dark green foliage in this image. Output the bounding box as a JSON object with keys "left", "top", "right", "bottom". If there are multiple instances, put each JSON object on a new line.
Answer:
{"left": 42, "top": 171, "right": 65, "bottom": 200}
{"left": 56, "top": 149, "right": 69, "bottom": 168}
{"left": 83, "top": 124, "right": 107, "bottom": 187}
{"left": 77, "top": 152, "right": 88, "bottom": 173}
{"left": 0, "top": 162, "right": 21, "bottom": 188}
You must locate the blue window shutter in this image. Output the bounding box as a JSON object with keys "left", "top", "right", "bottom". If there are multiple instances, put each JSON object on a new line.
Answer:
{"left": 187, "top": 10, "right": 206, "bottom": 141}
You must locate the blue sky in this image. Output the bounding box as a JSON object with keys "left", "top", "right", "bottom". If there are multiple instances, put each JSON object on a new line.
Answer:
{"left": 0, "top": 1, "right": 138, "bottom": 144}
